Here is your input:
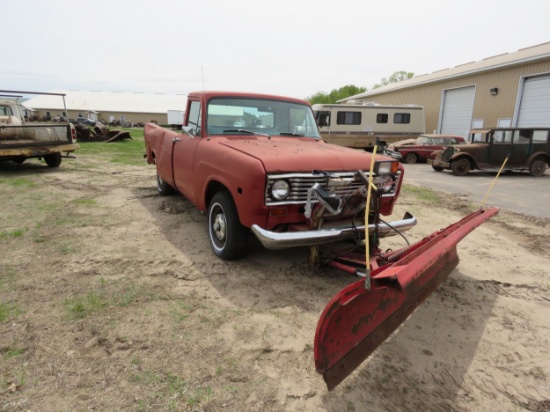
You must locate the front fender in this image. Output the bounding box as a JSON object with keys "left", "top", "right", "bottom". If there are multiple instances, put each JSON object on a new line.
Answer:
{"left": 450, "top": 153, "right": 479, "bottom": 170}
{"left": 194, "top": 147, "right": 269, "bottom": 229}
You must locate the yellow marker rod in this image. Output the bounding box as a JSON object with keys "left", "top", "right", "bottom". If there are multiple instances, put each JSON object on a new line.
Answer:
{"left": 481, "top": 155, "right": 509, "bottom": 207}
{"left": 364, "top": 146, "right": 378, "bottom": 284}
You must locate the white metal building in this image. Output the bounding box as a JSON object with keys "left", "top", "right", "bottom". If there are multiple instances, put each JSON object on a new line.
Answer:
{"left": 24, "top": 90, "right": 187, "bottom": 125}
{"left": 340, "top": 42, "right": 550, "bottom": 137}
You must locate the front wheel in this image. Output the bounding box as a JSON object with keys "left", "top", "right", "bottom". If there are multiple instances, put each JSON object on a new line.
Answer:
{"left": 44, "top": 153, "right": 62, "bottom": 167}
{"left": 208, "top": 191, "right": 249, "bottom": 260}
{"left": 451, "top": 158, "right": 470, "bottom": 176}
{"left": 529, "top": 158, "right": 547, "bottom": 177}
{"left": 156, "top": 163, "right": 175, "bottom": 195}
{"left": 432, "top": 164, "right": 444, "bottom": 172}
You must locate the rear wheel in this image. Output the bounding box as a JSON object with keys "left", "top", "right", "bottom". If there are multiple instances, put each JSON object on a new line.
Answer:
{"left": 208, "top": 191, "right": 249, "bottom": 260}
{"left": 451, "top": 158, "right": 470, "bottom": 176}
{"left": 529, "top": 158, "right": 547, "bottom": 177}
{"left": 403, "top": 153, "right": 418, "bottom": 164}
{"left": 44, "top": 153, "right": 62, "bottom": 167}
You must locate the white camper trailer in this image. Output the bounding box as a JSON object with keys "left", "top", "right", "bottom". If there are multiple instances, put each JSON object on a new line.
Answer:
{"left": 313, "top": 102, "right": 425, "bottom": 150}
{"left": 167, "top": 110, "right": 185, "bottom": 129}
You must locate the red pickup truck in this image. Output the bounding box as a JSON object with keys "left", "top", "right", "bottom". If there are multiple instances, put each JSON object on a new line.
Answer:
{"left": 144, "top": 91, "right": 414, "bottom": 260}
{"left": 144, "top": 91, "right": 497, "bottom": 390}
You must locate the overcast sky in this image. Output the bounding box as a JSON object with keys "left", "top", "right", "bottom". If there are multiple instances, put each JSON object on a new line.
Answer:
{"left": 2, "top": 0, "right": 549, "bottom": 100}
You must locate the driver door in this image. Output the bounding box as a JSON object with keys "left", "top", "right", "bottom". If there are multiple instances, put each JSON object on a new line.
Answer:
{"left": 172, "top": 100, "right": 202, "bottom": 204}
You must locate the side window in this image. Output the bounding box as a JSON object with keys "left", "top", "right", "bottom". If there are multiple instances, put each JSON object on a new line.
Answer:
{"left": 336, "top": 111, "right": 361, "bottom": 125}
{"left": 376, "top": 113, "right": 388, "bottom": 123}
{"left": 513, "top": 130, "right": 531, "bottom": 144}
{"left": 0, "top": 105, "right": 13, "bottom": 116}
{"left": 494, "top": 131, "right": 512, "bottom": 144}
{"left": 394, "top": 113, "right": 410, "bottom": 124}
{"left": 187, "top": 101, "right": 202, "bottom": 135}
{"left": 533, "top": 130, "right": 549, "bottom": 142}
{"left": 316, "top": 111, "right": 331, "bottom": 127}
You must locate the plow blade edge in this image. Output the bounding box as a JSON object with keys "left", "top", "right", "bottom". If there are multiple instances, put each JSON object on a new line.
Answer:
{"left": 314, "top": 207, "right": 499, "bottom": 390}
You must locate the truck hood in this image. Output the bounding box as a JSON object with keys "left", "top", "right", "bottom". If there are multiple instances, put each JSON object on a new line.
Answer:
{"left": 219, "top": 136, "right": 377, "bottom": 172}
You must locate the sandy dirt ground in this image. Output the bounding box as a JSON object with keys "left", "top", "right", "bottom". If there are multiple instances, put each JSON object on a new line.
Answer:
{"left": 1, "top": 153, "right": 549, "bottom": 412}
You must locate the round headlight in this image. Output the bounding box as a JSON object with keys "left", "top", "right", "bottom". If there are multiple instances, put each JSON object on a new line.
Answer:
{"left": 271, "top": 180, "right": 290, "bottom": 200}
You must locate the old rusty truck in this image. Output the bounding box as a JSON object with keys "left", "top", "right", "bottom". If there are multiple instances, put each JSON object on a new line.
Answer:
{"left": 144, "top": 91, "right": 498, "bottom": 390}
{"left": 0, "top": 90, "right": 79, "bottom": 167}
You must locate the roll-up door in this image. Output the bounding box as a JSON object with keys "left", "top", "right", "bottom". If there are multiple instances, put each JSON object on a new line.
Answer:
{"left": 439, "top": 86, "right": 475, "bottom": 136}
{"left": 517, "top": 74, "right": 550, "bottom": 127}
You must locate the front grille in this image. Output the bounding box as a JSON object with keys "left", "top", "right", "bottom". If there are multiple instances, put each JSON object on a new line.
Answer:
{"left": 442, "top": 146, "right": 456, "bottom": 161}
{"left": 265, "top": 170, "right": 401, "bottom": 206}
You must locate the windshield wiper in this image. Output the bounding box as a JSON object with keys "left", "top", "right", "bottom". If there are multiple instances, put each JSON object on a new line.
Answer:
{"left": 222, "top": 129, "right": 271, "bottom": 137}
{"left": 223, "top": 129, "right": 255, "bottom": 134}
{"left": 279, "top": 132, "right": 305, "bottom": 137}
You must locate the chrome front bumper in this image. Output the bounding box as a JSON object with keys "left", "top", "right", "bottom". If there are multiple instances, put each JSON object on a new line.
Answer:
{"left": 251, "top": 213, "right": 416, "bottom": 250}
{"left": 383, "top": 149, "right": 402, "bottom": 160}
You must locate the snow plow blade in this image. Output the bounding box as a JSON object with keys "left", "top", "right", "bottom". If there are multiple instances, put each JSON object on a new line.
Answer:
{"left": 314, "top": 207, "right": 499, "bottom": 390}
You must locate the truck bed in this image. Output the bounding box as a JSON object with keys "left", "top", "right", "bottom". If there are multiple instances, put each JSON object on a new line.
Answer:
{"left": 0, "top": 123, "right": 72, "bottom": 143}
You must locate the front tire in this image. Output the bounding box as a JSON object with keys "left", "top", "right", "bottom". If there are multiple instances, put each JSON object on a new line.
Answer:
{"left": 432, "top": 164, "right": 444, "bottom": 172}
{"left": 529, "top": 159, "right": 547, "bottom": 177}
{"left": 451, "top": 158, "right": 470, "bottom": 176}
{"left": 156, "top": 163, "right": 175, "bottom": 195}
{"left": 208, "top": 191, "right": 249, "bottom": 260}
{"left": 44, "top": 153, "right": 62, "bottom": 167}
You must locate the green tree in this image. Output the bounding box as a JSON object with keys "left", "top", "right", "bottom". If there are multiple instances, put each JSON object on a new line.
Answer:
{"left": 373, "top": 71, "right": 414, "bottom": 89}
{"left": 306, "top": 84, "right": 367, "bottom": 105}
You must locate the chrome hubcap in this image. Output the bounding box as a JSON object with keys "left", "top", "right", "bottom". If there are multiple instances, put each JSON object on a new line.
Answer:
{"left": 213, "top": 213, "right": 226, "bottom": 241}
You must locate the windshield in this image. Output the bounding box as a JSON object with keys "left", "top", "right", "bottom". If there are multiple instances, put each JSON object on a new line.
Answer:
{"left": 206, "top": 97, "right": 320, "bottom": 139}
{"left": 0, "top": 105, "right": 14, "bottom": 116}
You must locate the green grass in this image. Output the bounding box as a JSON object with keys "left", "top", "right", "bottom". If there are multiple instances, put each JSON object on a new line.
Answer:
{"left": 0, "top": 266, "right": 18, "bottom": 289}
{"left": 63, "top": 281, "right": 156, "bottom": 319}
{"left": 0, "top": 228, "right": 26, "bottom": 240}
{"left": 73, "top": 199, "right": 97, "bottom": 206}
{"left": 0, "top": 178, "right": 36, "bottom": 188}
{"left": 402, "top": 183, "right": 442, "bottom": 205}
{"left": 132, "top": 372, "right": 213, "bottom": 410}
{"left": 77, "top": 129, "right": 146, "bottom": 166}
{"left": 64, "top": 291, "right": 107, "bottom": 319}
{"left": 0, "top": 302, "right": 22, "bottom": 322}
{"left": 2, "top": 347, "right": 26, "bottom": 360}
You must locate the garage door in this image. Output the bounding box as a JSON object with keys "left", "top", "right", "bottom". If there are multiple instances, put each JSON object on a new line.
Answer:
{"left": 439, "top": 86, "right": 475, "bottom": 136}
{"left": 517, "top": 74, "right": 550, "bottom": 127}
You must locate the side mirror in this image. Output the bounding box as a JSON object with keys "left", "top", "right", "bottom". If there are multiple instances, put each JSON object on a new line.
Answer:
{"left": 182, "top": 125, "right": 198, "bottom": 137}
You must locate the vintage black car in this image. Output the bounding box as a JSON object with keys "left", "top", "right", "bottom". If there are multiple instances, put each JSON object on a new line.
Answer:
{"left": 431, "top": 128, "right": 550, "bottom": 176}
{"left": 71, "top": 117, "right": 96, "bottom": 126}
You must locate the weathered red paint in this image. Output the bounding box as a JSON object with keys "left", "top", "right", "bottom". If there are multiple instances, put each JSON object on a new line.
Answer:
{"left": 315, "top": 207, "right": 499, "bottom": 390}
